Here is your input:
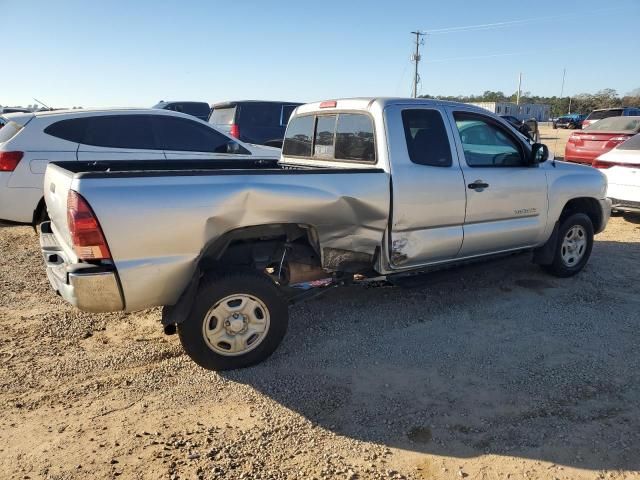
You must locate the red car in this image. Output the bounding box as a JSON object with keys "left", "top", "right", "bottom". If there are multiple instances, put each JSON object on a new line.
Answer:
{"left": 564, "top": 116, "right": 640, "bottom": 165}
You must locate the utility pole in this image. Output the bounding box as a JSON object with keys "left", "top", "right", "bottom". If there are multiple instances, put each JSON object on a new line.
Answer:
{"left": 516, "top": 72, "right": 522, "bottom": 106}
{"left": 411, "top": 31, "right": 425, "bottom": 98}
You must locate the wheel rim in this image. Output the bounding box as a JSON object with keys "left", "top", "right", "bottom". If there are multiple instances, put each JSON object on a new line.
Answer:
{"left": 201, "top": 294, "right": 270, "bottom": 356}
{"left": 560, "top": 225, "right": 587, "bottom": 267}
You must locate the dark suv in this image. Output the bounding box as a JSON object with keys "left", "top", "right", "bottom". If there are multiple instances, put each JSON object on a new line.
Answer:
{"left": 209, "top": 101, "right": 302, "bottom": 148}
{"left": 153, "top": 101, "right": 211, "bottom": 122}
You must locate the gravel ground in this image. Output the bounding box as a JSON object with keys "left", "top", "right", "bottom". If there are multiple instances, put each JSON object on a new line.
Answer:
{"left": 1, "top": 133, "right": 639, "bottom": 479}
{"left": 1, "top": 215, "right": 639, "bottom": 480}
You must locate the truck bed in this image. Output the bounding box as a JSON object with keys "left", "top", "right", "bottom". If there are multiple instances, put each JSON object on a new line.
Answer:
{"left": 44, "top": 159, "right": 390, "bottom": 311}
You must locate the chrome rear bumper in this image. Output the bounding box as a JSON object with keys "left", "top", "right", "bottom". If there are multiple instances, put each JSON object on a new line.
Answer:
{"left": 40, "top": 221, "right": 124, "bottom": 312}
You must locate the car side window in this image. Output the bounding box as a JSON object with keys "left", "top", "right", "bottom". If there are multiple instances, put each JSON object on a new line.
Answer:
{"left": 83, "top": 115, "right": 157, "bottom": 150}
{"left": 44, "top": 118, "right": 88, "bottom": 143}
{"left": 401, "top": 109, "right": 452, "bottom": 167}
{"left": 453, "top": 112, "right": 526, "bottom": 167}
{"left": 154, "top": 116, "right": 244, "bottom": 153}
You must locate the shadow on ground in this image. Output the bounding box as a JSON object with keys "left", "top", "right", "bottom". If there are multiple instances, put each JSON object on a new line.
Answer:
{"left": 224, "top": 240, "right": 640, "bottom": 471}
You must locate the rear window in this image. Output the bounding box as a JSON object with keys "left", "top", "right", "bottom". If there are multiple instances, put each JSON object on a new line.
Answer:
{"left": 587, "top": 109, "right": 623, "bottom": 120}
{"left": 0, "top": 121, "right": 24, "bottom": 143}
{"left": 617, "top": 134, "right": 640, "bottom": 150}
{"left": 239, "top": 103, "right": 286, "bottom": 128}
{"left": 210, "top": 107, "right": 237, "bottom": 125}
{"left": 401, "top": 109, "right": 452, "bottom": 167}
{"left": 584, "top": 117, "right": 640, "bottom": 133}
{"left": 335, "top": 114, "right": 375, "bottom": 162}
{"left": 284, "top": 113, "right": 376, "bottom": 163}
{"left": 44, "top": 118, "right": 87, "bottom": 143}
{"left": 282, "top": 115, "right": 314, "bottom": 157}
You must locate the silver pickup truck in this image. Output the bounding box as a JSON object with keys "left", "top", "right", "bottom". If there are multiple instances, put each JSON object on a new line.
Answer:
{"left": 40, "top": 98, "right": 611, "bottom": 370}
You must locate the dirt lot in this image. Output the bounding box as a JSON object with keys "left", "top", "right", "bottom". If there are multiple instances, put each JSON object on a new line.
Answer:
{"left": 1, "top": 131, "right": 639, "bottom": 480}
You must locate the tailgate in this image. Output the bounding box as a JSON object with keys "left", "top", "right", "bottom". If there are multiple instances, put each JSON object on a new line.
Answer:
{"left": 43, "top": 163, "right": 75, "bottom": 251}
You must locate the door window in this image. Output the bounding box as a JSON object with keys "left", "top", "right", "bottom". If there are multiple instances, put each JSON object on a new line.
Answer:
{"left": 154, "top": 115, "right": 244, "bottom": 153}
{"left": 454, "top": 112, "right": 526, "bottom": 167}
{"left": 83, "top": 115, "right": 157, "bottom": 150}
{"left": 402, "top": 109, "right": 452, "bottom": 167}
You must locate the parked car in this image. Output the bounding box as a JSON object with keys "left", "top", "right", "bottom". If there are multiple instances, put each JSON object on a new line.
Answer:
{"left": 0, "top": 107, "right": 32, "bottom": 114}
{"left": 152, "top": 101, "right": 211, "bottom": 121}
{"left": 40, "top": 98, "right": 610, "bottom": 371}
{"left": 592, "top": 134, "right": 640, "bottom": 213}
{"left": 553, "top": 114, "right": 585, "bottom": 129}
{"left": 499, "top": 115, "right": 539, "bottom": 142}
{"left": 582, "top": 107, "right": 640, "bottom": 128}
{"left": 0, "top": 109, "right": 279, "bottom": 224}
{"left": 209, "top": 101, "right": 302, "bottom": 148}
{"left": 564, "top": 116, "right": 640, "bottom": 165}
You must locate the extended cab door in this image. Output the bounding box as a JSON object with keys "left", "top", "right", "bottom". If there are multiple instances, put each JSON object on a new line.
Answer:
{"left": 446, "top": 107, "right": 548, "bottom": 257}
{"left": 77, "top": 115, "right": 166, "bottom": 161}
{"left": 386, "top": 104, "right": 467, "bottom": 268}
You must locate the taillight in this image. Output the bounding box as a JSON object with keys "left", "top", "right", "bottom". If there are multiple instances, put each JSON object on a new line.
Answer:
{"left": 67, "top": 190, "right": 111, "bottom": 260}
{"left": 229, "top": 124, "right": 240, "bottom": 139}
{"left": 605, "top": 136, "right": 629, "bottom": 148}
{"left": 0, "top": 151, "right": 24, "bottom": 172}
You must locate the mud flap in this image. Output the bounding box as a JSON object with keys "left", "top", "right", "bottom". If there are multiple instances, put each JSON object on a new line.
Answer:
{"left": 532, "top": 221, "right": 559, "bottom": 265}
{"left": 161, "top": 269, "right": 202, "bottom": 326}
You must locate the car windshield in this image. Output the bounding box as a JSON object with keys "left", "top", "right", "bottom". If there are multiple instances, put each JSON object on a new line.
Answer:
{"left": 584, "top": 116, "right": 640, "bottom": 133}
{"left": 587, "top": 109, "right": 623, "bottom": 120}
{"left": 617, "top": 133, "right": 640, "bottom": 150}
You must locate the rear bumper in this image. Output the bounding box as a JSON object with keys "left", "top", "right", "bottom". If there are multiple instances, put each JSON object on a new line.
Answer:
{"left": 40, "top": 221, "right": 124, "bottom": 312}
{"left": 610, "top": 197, "right": 640, "bottom": 213}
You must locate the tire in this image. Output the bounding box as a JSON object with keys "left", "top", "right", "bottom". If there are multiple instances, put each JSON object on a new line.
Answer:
{"left": 178, "top": 270, "right": 289, "bottom": 371}
{"left": 541, "top": 213, "right": 594, "bottom": 277}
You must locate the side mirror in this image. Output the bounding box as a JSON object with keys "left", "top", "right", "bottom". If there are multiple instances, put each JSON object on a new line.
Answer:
{"left": 530, "top": 143, "right": 549, "bottom": 165}
{"left": 226, "top": 140, "right": 241, "bottom": 154}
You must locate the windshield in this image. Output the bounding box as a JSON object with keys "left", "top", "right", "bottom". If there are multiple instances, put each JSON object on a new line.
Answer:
{"left": 617, "top": 134, "right": 640, "bottom": 150}
{"left": 587, "top": 109, "right": 623, "bottom": 120}
{"left": 210, "top": 107, "right": 236, "bottom": 125}
{"left": 584, "top": 116, "right": 640, "bottom": 133}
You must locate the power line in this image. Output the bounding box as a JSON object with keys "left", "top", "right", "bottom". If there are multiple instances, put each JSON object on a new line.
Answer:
{"left": 425, "top": 7, "right": 627, "bottom": 35}
{"left": 411, "top": 31, "right": 426, "bottom": 98}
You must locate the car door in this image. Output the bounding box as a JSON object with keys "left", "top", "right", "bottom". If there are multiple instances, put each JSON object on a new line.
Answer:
{"left": 153, "top": 115, "right": 251, "bottom": 160}
{"left": 77, "top": 115, "right": 166, "bottom": 161}
{"left": 386, "top": 104, "right": 467, "bottom": 268}
{"left": 446, "top": 107, "right": 549, "bottom": 257}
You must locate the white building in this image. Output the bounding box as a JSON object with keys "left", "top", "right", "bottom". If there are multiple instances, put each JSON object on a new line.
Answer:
{"left": 469, "top": 102, "right": 550, "bottom": 121}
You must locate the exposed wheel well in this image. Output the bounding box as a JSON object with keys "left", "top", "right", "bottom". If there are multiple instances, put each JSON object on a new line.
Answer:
{"left": 560, "top": 197, "right": 603, "bottom": 232}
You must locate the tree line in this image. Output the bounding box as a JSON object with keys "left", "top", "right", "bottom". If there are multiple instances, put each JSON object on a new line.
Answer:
{"left": 420, "top": 88, "right": 640, "bottom": 117}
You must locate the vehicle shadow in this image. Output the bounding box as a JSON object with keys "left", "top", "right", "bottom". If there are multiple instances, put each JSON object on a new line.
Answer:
{"left": 222, "top": 241, "right": 640, "bottom": 471}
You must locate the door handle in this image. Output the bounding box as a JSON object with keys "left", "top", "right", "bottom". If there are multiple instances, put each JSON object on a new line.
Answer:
{"left": 468, "top": 180, "right": 489, "bottom": 190}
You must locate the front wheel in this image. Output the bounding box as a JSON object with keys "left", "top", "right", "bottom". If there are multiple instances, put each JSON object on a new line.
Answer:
{"left": 541, "top": 213, "right": 594, "bottom": 277}
{"left": 178, "top": 271, "right": 289, "bottom": 370}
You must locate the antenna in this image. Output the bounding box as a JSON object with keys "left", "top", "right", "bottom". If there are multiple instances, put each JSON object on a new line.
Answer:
{"left": 33, "top": 97, "right": 52, "bottom": 110}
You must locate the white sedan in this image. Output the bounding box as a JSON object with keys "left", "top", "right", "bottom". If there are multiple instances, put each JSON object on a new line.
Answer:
{"left": 593, "top": 134, "right": 640, "bottom": 213}
{"left": 0, "top": 108, "right": 280, "bottom": 224}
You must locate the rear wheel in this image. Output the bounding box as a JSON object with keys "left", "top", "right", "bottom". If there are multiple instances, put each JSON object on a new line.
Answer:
{"left": 541, "top": 213, "right": 594, "bottom": 277}
{"left": 178, "top": 271, "right": 288, "bottom": 371}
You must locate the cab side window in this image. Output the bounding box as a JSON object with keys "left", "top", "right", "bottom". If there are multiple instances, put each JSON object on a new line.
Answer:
{"left": 453, "top": 112, "right": 526, "bottom": 167}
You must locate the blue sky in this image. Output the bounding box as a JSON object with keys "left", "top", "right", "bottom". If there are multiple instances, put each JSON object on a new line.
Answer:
{"left": 2, "top": 0, "right": 639, "bottom": 108}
